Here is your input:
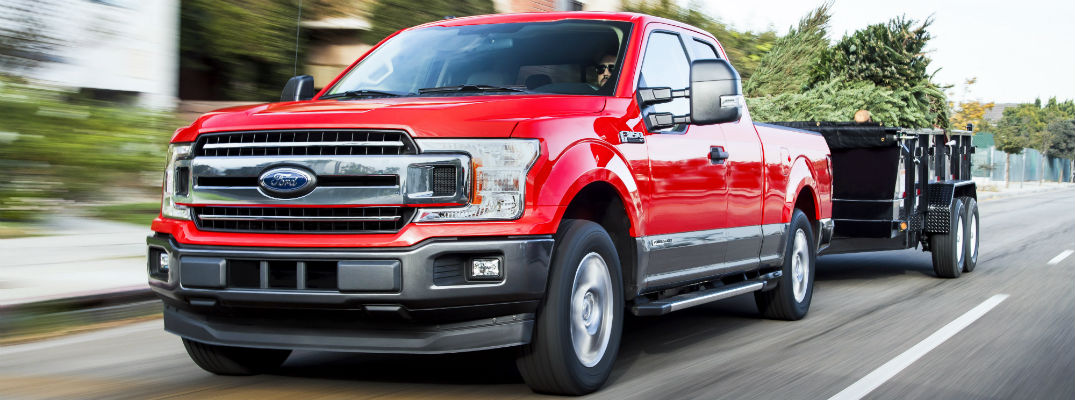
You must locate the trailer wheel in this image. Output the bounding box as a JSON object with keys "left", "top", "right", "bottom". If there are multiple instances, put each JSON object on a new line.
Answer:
{"left": 754, "top": 209, "right": 815, "bottom": 321}
{"left": 516, "top": 219, "right": 623, "bottom": 395}
{"left": 182, "top": 338, "right": 291, "bottom": 375}
{"left": 931, "top": 198, "right": 966, "bottom": 278}
{"left": 961, "top": 197, "right": 979, "bottom": 273}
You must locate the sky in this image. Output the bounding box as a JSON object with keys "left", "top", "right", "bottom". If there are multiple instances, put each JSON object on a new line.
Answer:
{"left": 696, "top": 0, "right": 1075, "bottom": 104}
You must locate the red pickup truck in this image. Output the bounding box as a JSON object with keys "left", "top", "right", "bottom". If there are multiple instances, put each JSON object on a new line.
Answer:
{"left": 149, "top": 12, "right": 836, "bottom": 395}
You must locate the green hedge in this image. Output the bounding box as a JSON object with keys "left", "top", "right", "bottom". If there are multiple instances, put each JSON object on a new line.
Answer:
{"left": 0, "top": 78, "right": 178, "bottom": 221}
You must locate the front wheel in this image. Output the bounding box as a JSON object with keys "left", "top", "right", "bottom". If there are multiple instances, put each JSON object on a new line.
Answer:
{"left": 517, "top": 219, "right": 624, "bottom": 395}
{"left": 755, "top": 209, "right": 816, "bottom": 321}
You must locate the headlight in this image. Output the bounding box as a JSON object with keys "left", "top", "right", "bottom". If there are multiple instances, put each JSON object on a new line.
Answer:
{"left": 162, "top": 143, "right": 193, "bottom": 220}
{"left": 413, "top": 139, "right": 539, "bottom": 221}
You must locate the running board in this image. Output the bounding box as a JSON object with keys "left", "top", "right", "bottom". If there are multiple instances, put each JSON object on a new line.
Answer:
{"left": 631, "top": 271, "right": 781, "bottom": 317}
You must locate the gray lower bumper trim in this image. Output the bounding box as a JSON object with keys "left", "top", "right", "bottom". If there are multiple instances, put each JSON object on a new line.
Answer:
{"left": 165, "top": 306, "right": 533, "bottom": 354}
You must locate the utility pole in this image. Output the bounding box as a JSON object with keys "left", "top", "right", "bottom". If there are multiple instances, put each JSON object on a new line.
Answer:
{"left": 1020, "top": 151, "right": 1026, "bottom": 188}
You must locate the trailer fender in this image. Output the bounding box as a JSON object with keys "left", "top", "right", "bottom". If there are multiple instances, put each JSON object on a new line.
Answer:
{"left": 925, "top": 181, "right": 977, "bottom": 234}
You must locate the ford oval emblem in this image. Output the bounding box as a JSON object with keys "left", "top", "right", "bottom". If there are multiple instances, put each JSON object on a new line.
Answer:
{"left": 258, "top": 167, "right": 316, "bottom": 198}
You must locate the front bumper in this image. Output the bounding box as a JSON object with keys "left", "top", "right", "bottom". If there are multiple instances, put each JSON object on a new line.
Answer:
{"left": 146, "top": 234, "right": 553, "bottom": 353}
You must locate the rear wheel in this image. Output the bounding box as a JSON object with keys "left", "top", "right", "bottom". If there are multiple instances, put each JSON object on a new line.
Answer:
{"left": 182, "top": 338, "right": 291, "bottom": 375}
{"left": 516, "top": 219, "right": 623, "bottom": 395}
{"left": 931, "top": 197, "right": 966, "bottom": 278}
{"left": 755, "top": 209, "right": 815, "bottom": 321}
{"left": 960, "top": 197, "right": 979, "bottom": 273}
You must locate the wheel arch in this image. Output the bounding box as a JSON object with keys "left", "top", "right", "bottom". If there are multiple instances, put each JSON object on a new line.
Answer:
{"left": 559, "top": 181, "right": 639, "bottom": 301}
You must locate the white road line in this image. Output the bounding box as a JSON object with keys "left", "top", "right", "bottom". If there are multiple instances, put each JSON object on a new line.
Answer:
{"left": 827, "top": 294, "right": 1010, "bottom": 400}
{"left": 2, "top": 320, "right": 161, "bottom": 357}
{"left": 1048, "top": 249, "right": 1074, "bottom": 265}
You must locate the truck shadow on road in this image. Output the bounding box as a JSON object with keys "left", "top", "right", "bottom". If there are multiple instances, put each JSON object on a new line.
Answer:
{"left": 266, "top": 249, "right": 940, "bottom": 390}
{"left": 816, "top": 249, "right": 937, "bottom": 281}
{"left": 275, "top": 347, "right": 525, "bottom": 385}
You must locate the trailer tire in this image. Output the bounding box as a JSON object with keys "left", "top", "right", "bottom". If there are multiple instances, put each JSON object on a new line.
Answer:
{"left": 961, "top": 197, "right": 979, "bottom": 273}
{"left": 754, "top": 209, "right": 815, "bottom": 321}
{"left": 931, "top": 198, "right": 966, "bottom": 278}
{"left": 182, "top": 338, "right": 291, "bottom": 375}
{"left": 516, "top": 219, "right": 623, "bottom": 395}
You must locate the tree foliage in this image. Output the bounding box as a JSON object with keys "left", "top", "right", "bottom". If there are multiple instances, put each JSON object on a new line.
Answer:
{"left": 623, "top": 0, "right": 777, "bottom": 81}
{"left": 1048, "top": 119, "right": 1075, "bottom": 160}
{"left": 0, "top": 78, "right": 176, "bottom": 221}
{"left": 949, "top": 100, "right": 993, "bottom": 132}
{"left": 747, "top": 80, "right": 946, "bottom": 128}
{"left": 368, "top": 0, "right": 495, "bottom": 43}
{"left": 994, "top": 99, "right": 1075, "bottom": 156}
{"left": 180, "top": 0, "right": 304, "bottom": 101}
{"left": 995, "top": 104, "right": 1042, "bottom": 154}
{"left": 812, "top": 18, "right": 933, "bottom": 89}
{"left": 743, "top": 9, "right": 949, "bottom": 129}
{"left": 744, "top": 3, "right": 830, "bottom": 97}
{"left": 948, "top": 78, "right": 994, "bottom": 133}
{"left": 810, "top": 17, "right": 948, "bottom": 128}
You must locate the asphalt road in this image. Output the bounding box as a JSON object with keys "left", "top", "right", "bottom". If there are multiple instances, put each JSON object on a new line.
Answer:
{"left": 3, "top": 189, "right": 1072, "bottom": 399}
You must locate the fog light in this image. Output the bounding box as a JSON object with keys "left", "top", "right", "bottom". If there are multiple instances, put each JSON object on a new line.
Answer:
{"left": 159, "top": 252, "right": 170, "bottom": 272}
{"left": 468, "top": 258, "right": 502, "bottom": 280}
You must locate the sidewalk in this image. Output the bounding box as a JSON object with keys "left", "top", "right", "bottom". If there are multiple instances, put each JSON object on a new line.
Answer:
{"left": 1, "top": 181, "right": 1072, "bottom": 310}
{"left": 0, "top": 216, "right": 150, "bottom": 306}
{"left": 973, "top": 179, "right": 1074, "bottom": 201}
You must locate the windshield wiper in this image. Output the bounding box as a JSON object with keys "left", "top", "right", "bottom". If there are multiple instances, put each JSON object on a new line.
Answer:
{"left": 418, "top": 85, "right": 528, "bottom": 94}
{"left": 320, "top": 90, "right": 402, "bottom": 99}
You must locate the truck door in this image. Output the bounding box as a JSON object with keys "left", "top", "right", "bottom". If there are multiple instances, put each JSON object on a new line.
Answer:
{"left": 637, "top": 29, "right": 729, "bottom": 280}
{"left": 689, "top": 38, "right": 767, "bottom": 267}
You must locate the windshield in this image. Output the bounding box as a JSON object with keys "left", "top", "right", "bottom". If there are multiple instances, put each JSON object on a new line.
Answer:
{"left": 325, "top": 20, "right": 633, "bottom": 98}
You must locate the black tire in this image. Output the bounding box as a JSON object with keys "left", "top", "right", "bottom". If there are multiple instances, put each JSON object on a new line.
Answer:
{"left": 961, "top": 197, "right": 979, "bottom": 273}
{"left": 931, "top": 197, "right": 966, "bottom": 278}
{"left": 516, "top": 219, "right": 624, "bottom": 395}
{"left": 182, "top": 338, "right": 291, "bottom": 376}
{"left": 754, "top": 209, "right": 815, "bottom": 321}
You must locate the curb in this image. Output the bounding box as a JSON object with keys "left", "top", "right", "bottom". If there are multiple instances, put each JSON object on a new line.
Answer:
{"left": 1, "top": 287, "right": 156, "bottom": 315}
{"left": 1, "top": 288, "right": 160, "bottom": 341}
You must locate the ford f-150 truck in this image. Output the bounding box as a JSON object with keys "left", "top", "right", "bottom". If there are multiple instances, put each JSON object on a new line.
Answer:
{"left": 148, "top": 12, "right": 977, "bottom": 395}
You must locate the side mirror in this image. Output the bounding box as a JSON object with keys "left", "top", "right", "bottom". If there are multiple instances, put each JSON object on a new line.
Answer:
{"left": 281, "top": 75, "right": 315, "bottom": 102}
{"left": 689, "top": 59, "right": 742, "bottom": 125}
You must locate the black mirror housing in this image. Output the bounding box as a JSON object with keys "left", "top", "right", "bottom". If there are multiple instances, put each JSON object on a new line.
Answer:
{"left": 689, "top": 59, "right": 742, "bottom": 125}
{"left": 638, "top": 87, "right": 690, "bottom": 107}
{"left": 646, "top": 112, "right": 692, "bottom": 130}
{"left": 281, "top": 75, "right": 315, "bottom": 102}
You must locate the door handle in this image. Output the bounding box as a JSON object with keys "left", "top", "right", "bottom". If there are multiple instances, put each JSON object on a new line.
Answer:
{"left": 710, "top": 146, "right": 729, "bottom": 164}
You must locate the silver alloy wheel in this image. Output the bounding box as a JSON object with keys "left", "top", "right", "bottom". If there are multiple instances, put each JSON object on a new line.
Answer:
{"left": 791, "top": 229, "right": 810, "bottom": 303}
{"left": 570, "top": 252, "right": 614, "bottom": 368}
{"left": 969, "top": 213, "right": 978, "bottom": 260}
{"left": 955, "top": 214, "right": 964, "bottom": 262}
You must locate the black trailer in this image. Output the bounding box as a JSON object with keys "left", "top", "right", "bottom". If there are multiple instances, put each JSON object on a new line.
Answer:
{"left": 771, "top": 122, "right": 979, "bottom": 278}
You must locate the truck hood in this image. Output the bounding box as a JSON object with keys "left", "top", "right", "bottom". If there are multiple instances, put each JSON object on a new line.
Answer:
{"left": 174, "top": 95, "right": 606, "bottom": 142}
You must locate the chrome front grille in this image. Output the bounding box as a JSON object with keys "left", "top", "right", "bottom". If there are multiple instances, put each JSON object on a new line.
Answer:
{"left": 192, "top": 206, "right": 413, "bottom": 234}
{"left": 195, "top": 130, "right": 417, "bottom": 157}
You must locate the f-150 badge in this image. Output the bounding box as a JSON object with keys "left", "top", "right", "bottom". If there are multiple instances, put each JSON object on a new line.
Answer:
{"left": 619, "top": 131, "right": 645, "bottom": 144}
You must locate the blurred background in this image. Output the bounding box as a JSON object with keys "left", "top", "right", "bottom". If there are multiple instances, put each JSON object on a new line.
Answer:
{"left": 0, "top": 3, "right": 1072, "bottom": 399}
{"left": 0, "top": 0, "right": 1072, "bottom": 236}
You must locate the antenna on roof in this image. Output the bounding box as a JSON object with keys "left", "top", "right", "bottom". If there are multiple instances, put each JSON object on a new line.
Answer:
{"left": 293, "top": 0, "right": 303, "bottom": 77}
